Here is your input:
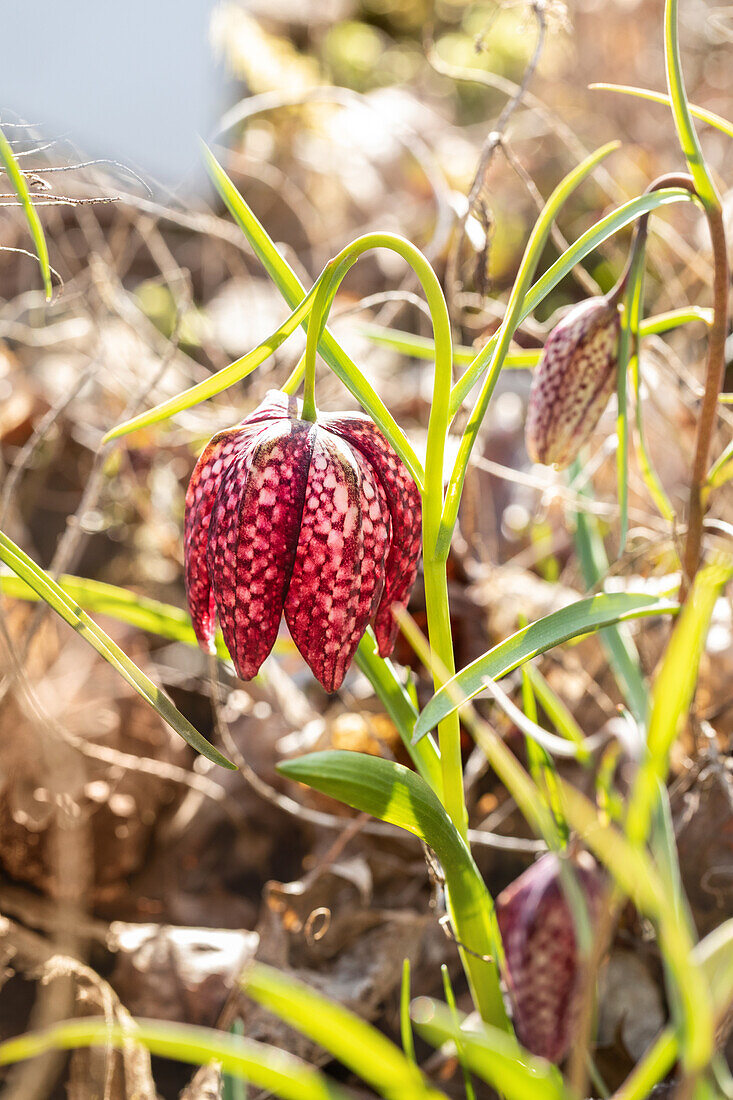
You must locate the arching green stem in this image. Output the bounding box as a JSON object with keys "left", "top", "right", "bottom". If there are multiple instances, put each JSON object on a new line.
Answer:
{"left": 664, "top": 0, "right": 729, "bottom": 589}
{"left": 299, "top": 232, "right": 466, "bottom": 839}
{"left": 438, "top": 141, "right": 620, "bottom": 558}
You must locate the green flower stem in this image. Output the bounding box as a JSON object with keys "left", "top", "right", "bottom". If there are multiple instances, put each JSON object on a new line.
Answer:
{"left": 683, "top": 200, "right": 729, "bottom": 587}
{"left": 438, "top": 141, "right": 620, "bottom": 557}
{"left": 663, "top": 0, "right": 729, "bottom": 588}
{"left": 298, "top": 231, "right": 467, "bottom": 840}
{"left": 664, "top": 0, "right": 721, "bottom": 214}
{"left": 446, "top": 186, "right": 693, "bottom": 422}
{"left": 282, "top": 351, "right": 307, "bottom": 397}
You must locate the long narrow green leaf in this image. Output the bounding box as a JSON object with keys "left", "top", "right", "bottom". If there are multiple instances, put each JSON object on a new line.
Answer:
{"left": 0, "top": 126, "right": 53, "bottom": 300}
{"left": 707, "top": 437, "right": 733, "bottom": 489}
{"left": 572, "top": 501, "right": 649, "bottom": 726}
{"left": 559, "top": 779, "right": 714, "bottom": 1072}
{"left": 277, "top": 750, "right": 509, "bottom": 1031}
{"left": 0, "top": 571, "right": 232, "bottom": 659}
{"left": 413, "top": 593, "right": 677, "bottom": 742}
{"left": 102, "top": 281, "right": 321, "bottom": 444}
{"left": 355, "top": 629, "right": 442, "bottom": 794}
{"left": 524, "top": 664, "right": 585, "bottom": 750}
{"left": 521, "top": 667, "right": 567, "bottom": 847}
{"left": 589, "top": 83, "right": 733, "bottom": 141}
{"left": 630, "top": 244, "right": 676, "bottom": 524}
{"left": 615, "top": 915, "right": 733, "bottom": 1100}
{"left": 202, "top": 143, "right": 424, "bottom": 490}
{"left": 626, "top": 557, "right": 733, "bottom": 846}
{"left": 0, "top": 532, "right": 234, "bottom": 769}
{"left": 361, "top": 307, "right": 709, "bottom": 373}
{"left": 0, "top": 1019, "right": 347, "bottom": 1100}
{"left": 664, "top": 0, "right": 720, "bottom": 210}
{"left": 440, "top": 966, "right": 476, "bottom": 1100}
{"left": 448, "top": 188, "right": 694, "bottom": 418}
{"left": 400, "top": 959, "right": 416, "bottom": 1065}
{"left": 412, "top": 1000, "right": 568, "bottom": 1100}
{"left": 244, "top": 963, "right": 445, "bottom": 1100}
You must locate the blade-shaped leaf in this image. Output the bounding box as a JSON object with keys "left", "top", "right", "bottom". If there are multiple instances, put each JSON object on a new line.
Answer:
{"left": 102, "top": 281, "right": 320, "bottom": 444}
{"left": 448, "top": 187, "right": 694, "bottom": 417}
{"left": 412, "top": 1000, "right": 568, "bottom": 1100}
{"left": 0, "top": 570, "right": 294, "bottom": 663}
{"left": 0, "top": 531, "right": 234, "bottom": 770}
{"left": 413, "top": 593, "right": 678, "bottom": 743}
{"left": 203, "top": 143, "right": 424, "bottom": 490}
{"left": 589, "top": 83, "right": 733, "bottom": 141}
{"left": 277, "top": 750, "right": 509, "bottom": 1030}
{"left": 558, "top": 778, "right": 714, "bottom": 1072}
{"left": 360, "top": 307, "right": 710, "bottom": 374}
{"left": 355, "top": 628, "right": 442, "bottom": 794}
{"left": 626, "top": 557, "right": 733, "bottom": 845}
{"left": 0, "top": 126, "right": 53, "bottom": 300}
{"left": 572, "top": 499, "right": 648, "bottom": 726}
{"left": 0, "top": 1019, "right": 348, "bottom": 1100}
{"left": 244, "top": 963, "right": 445, "bottom": 1100}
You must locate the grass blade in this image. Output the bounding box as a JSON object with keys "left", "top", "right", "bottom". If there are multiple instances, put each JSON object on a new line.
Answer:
{"left": 572, "top": 502, "right": 649, "bottom": 726}
{"left": 0, "top": 1019, "right": 348, "bottom": 1100}
{"left": 447, "top": 187, "right": 694, "bottom": 419}
{"left": 626, "top": 556, "right": 733, "bottom": 846}
{"left": 277, "top": 750, "right": 509, "bottom": 1031}
{"left": 440, "top": 965, "right": 476, "bottom": 1100}
{"left": 244, "top": 962, "right": 444, "bottom": 1100}
{"left": 401, "top": 959, "right": 417, "bottom": 1065}
{"left": 589, "top": 84, "right": 733, "bottom": 141}
{"left": 664, "top": 0, "right": 721, "bottom": 210}
{"left": 203, "top": 142, "right": 424, "bottom": 489}
{"left": 0, "top": 531, "right": 234, "bottom": 770}
{"left": 413, "top": 592, "right": 677, "bottom": 742}
{"left": 102, "top": 281, "right": 321, "bottom": 444}
{"left": 412, "top": 1000, "right": 568, "bottom": 1100}
{"left": 0, "top": 125, "right": 53, "bottom": 300}
{"left": 361, "top": 307, "right": 710, "bottom": 374}
{"left": 355, "top": 628, "right": 442, "bottom": 795}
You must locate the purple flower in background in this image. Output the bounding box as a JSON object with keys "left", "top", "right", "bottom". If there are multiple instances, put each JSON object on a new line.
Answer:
{"left": 496, "top": 850, "right": 604, "bottom": 1062}
{"left": 526, "top": 297, "right": 620, "bottom": 468}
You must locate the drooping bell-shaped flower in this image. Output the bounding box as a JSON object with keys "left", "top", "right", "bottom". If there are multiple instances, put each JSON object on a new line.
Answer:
{"left": 525, "top": 297, "right": 620, "bottom": 469}
{"left": 496, "top": 850, "right": 604, "bottom": 1063}
{"left": 184, "top": 390, "right": 421, "bottom": 692}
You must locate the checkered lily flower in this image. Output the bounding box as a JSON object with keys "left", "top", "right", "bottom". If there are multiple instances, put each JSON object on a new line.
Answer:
{"left": 184, "top": 390, "right": 421, "bottom": 692}
{"left": 496, "top": 851, "right": 604, "bottom": 1062}
{"left": 526, "top": 297, "right": 620, "bottom": 469}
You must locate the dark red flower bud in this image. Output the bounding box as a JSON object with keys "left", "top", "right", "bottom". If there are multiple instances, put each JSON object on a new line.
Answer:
{"left": 525, "top": 297, "right": 620, "bottom": 469}
{"left": 496, "top": 850, "right": 604, "bottom": 1063}
{"left": 184, "top": 391, "right": 421, "bottom": 692}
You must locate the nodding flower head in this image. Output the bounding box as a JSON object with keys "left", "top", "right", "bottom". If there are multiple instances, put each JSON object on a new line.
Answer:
{"left": 496, "top": 850, "right": 604, "bottom": 1063}
{"left": 184, "top": 390, "right": 421, "bottom": 693}
{"left": 525, "top": 297, "right": 620, "bottom": 469}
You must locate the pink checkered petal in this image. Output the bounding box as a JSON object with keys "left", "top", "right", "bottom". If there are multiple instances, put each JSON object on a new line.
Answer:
{"left": 284, "top": 430, "right": 365, "bottom": 692}
{"left": 184, "top": 428, "right": 251, "bottom": 652}
{"left": 323, "top": 414, "right": 421, "bottom": 656}
{"left": 208, "top": 419, "right": 314, "bottom": 681}
{"left": 350, "top": 448, "right": 390, "bottom": 634}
